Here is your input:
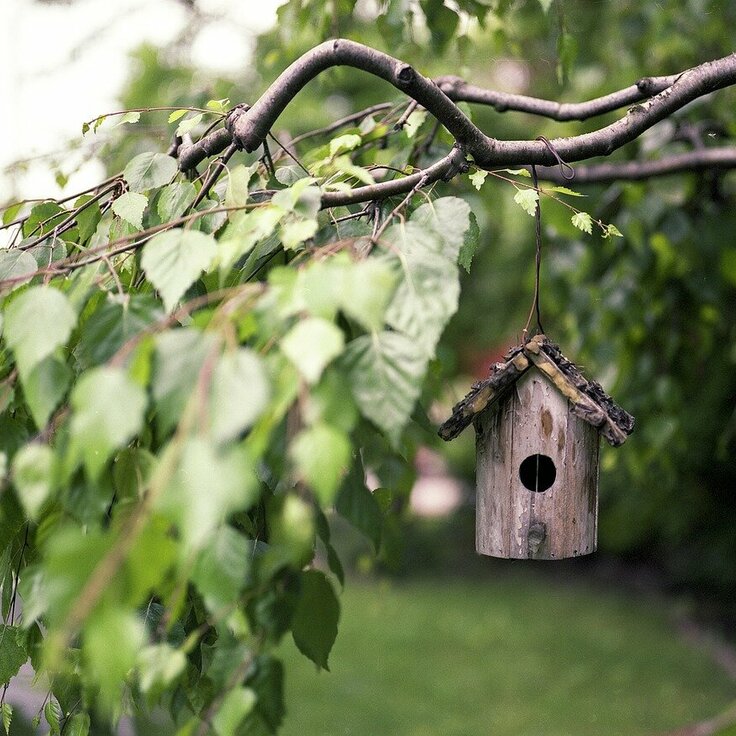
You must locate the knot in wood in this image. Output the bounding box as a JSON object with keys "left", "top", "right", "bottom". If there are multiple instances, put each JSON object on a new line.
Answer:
{"left": 396, "top": 64, "right": 416, "bottom": 86}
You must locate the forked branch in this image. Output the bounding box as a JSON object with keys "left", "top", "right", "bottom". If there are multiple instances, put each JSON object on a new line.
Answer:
{"left": 176, "top": 39, "right": 736, "bottom": 206}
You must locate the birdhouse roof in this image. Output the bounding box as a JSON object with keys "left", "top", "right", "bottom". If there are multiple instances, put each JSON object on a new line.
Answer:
{"left": 438, "top": 334, "right": 634, "bottom": 447}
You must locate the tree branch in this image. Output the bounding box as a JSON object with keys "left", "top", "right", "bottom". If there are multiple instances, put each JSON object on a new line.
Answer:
{"left": 320, "top": 146, "right": 466, "bottom": 208}
{"left": 435, "top": 73, "right": 679, "bottom": 121}
{"left": 176, "top": 40, "right": 736, "bottom": 207}
{"left": 536, "top": 147, "right": 736, "bottom": 183}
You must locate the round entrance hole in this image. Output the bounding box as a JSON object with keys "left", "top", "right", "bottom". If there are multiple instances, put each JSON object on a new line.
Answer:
{"left": 519, "top": 454, "right": 556, "bottom": 493}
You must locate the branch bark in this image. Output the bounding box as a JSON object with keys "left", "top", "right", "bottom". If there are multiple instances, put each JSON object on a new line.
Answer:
{"left": 536, "top": 147, "right": 736, "bottom": 183}
{"left": 435, "top": 73, "right": 679, "bottom": 121}
{"left": 176, "top": 40, "right": 736, "bottom": 206}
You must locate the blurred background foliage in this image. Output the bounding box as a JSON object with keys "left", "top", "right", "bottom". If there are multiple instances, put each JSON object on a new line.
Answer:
{"left": 27, "top": 0, "right": 736, "bottom": 607}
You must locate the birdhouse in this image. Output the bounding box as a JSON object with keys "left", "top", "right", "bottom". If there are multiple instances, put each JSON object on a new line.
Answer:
{"left": 439, "top": 335, "right": 634, "bottom": 560}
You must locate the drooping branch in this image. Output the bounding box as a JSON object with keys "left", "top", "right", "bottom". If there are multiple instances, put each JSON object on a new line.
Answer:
{"left": 176, "top": 40, "right": 736, "bottom": 207}
{"left": 536, "top": 147, "right": 736, "bottom": 183}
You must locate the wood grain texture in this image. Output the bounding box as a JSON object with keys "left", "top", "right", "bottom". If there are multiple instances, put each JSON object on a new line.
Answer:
{"left": 475, "top": 370, "right": 598, "bottom": 559}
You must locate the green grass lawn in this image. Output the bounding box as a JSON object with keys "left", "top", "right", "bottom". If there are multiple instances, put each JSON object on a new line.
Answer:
{"left": 278, "top": 572, "right": 735, "bottom": 736}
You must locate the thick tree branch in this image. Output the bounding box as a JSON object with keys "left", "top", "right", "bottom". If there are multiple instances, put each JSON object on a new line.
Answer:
{"left": 228, "top": 39, "right": 488, "bottom": 156}
{"left": 177, "top": 40, "right": 736, "bottom": 207}
{"left": 536, "top": 147, "right": 736, "bottom": 183}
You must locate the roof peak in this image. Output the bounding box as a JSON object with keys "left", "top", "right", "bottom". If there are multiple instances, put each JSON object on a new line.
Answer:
{"left": 439, "top": 334, "right": 634, "bottom": 447}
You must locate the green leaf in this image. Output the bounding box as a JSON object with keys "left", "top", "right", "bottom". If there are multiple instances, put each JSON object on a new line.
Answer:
{"left": 152, "top": 328, "right": 217, "bottom": 435}
{"left": 158, "top": 439, "right": 258, "bottom": 551}
{"left": 404, "top": 109, "right": 427, "bottom": 138}
{"left": 213, "top": 687, "right": 257, "bottom": 736}
{"left": 191, "top": 526, "right": 250, "bottom": 613}
{"left": 469, "top": 169, "right": 488, "bottom": 190}
{"left": 243, "top": 655, "right": 284, "bottom": 733}
{"left": 279, "top": 218, "right": 318, "bottom": 250}
{"left": 116, "top": 111, "right": 141, "bottom": 126}
{"left": 168, "top": 109, "right": 188, "bottom": 123}
{"left": 44, "top": 699, "right": 62, "bottom": 735}
{"left": 281, "top": 317, "right": 345, "bottom": 384}
{"left": 0, "top": 625, "right": 27, "bottom": 685}
{"left": 266, "top": 495, "right": 315, "bottom": 570}
{"left": 2, "top": 202, "right": 22, "bottom": 226}
{"left": 216, "top": 205, "right": 285, "bottom": 274}
{"left": 65, "top": 713, "right": 90, "bottom": 736}
{"left": 329, "top": 134, "right": 362, "bottom": 157}
{"left": 4, "top": 286, "right": 76, "bottom": 378}
{"left": 141, "top": 229, "right": 217, "bottom": 312}
{"left": 335, "top": 461, "right": 382, "bottom": 551}
{"left": 27, "top": 237, "right": 67, "bottom": 269}
{"left": 12, "top": 443, "right": 54, "bottom": 519}
{"left": 271, "top": 178, "right": 320, "bottom": 216}
{"left": 157, "top": 181, "right": 196, "bottom": 221}
{"left": 384, "top": 221, "right": 460, "bottom": 357}
{"left": 176, "top": 113, "right": 203, "bottom": 136}
{"left": 137, "top": 644, "right": 187, "bottom": 695}
{"left": 339, "top": 258, "right": 398, "bottom": 331}
{"left": 224, "top": 164, "right": 257, "bottom": 209}
{"left": 69, "top": 366, "right": 147, "bottom": 479}
{"left": 291, "top": 423, "right": 351, "bottom": 506}
{"left": 459, "top": 210, "right": 480, "bottom": 273}
{"left": 557, "top": 31, "right": 578, "bottom": 85}
{"left": 123, "top": 152, "right": 178, "bottom": 193}
{"left": 342, "top": 331, "right": 428, "bottom": 445}
{"left": 23, "top": 355, "right": 71, "bottom": 428}
{"left": 0, "top": 703, "right": 11, "bottom": 735}
{"left": 74, "top": 195, "right": 103, "bottom": 242}
{"left": 497, "top": 168, "right": 531, "bottom": 177}
{"left": 76, "top": 294, "right": 162, "bottom": 369}
{"left": 411, "top": 196, "right": 472, "bottom": 261}
{"left": 120, "top": 513, "right": 176, "bottom": 604}
{"left": 22, "top": 201, "right": 66, "bottom": 238}
{"left": 291, "top": 570, "right": 339, "bottom": 670}
{"left": 545, "top": 185, "right": 585, "bottom": 197}
{"left": 0, "top": 249, "right": 37, "bottom": 291}
{"left": 83, "top": 607, "right": 145, "bottom": 712}
{"left": 571, "top": 211, "right": 593, "bottom": 234}
{"left": 514, "top": 188, "right": 539, "bottom": 216}
{"left": 206, "top": 98, "right": 230, "bottom": 113}
{"left": 210, "top": 348, "right": 270, "bottom": 444}
{"left": 421, "top": 0, "right": 459, "bottom": 51}
{"left": 112, "top": 191, "right": 148, "bottom": 230}
{"left": 604, "top": 222, "right": 623, "bottom": 238}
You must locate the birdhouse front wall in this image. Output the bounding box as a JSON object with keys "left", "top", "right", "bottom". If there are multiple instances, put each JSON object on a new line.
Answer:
{"left": 475, "top": 370, "right": 599, "bottom": 560}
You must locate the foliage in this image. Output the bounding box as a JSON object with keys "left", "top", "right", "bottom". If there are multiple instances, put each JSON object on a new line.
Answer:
{"left": 0, "top": 27, "right": 476, "bottom": 728}
{"left": 2, "top": 0, "right": 736, "bottom": 732}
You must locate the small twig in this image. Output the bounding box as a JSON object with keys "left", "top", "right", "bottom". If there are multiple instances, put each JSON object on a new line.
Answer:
{"left": 189, "top": 143, "right": 238, "bottom": 212}
{"left": 18, "top": 182, "right": 119, "bottom": 250}
{"left": 371, "top": 172, "right": 429, "bottom": 246}
{"left": 394, "top": 99, "right": 419, "bottom": 130}
{"left": 284, "top": 102, "right": 395, "bottom": 150}
{"left": 267, "top": 133, "right": 310, "bottom": 177}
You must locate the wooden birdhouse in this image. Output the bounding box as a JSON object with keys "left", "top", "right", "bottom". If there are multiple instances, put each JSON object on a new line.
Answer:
{"left": 439, "top": 334, "right": 634, "bottom": 560}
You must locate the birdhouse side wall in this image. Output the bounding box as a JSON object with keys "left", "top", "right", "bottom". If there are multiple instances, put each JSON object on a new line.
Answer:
{"left": 475, "top": 370, "right": 599, "bottom": 559}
